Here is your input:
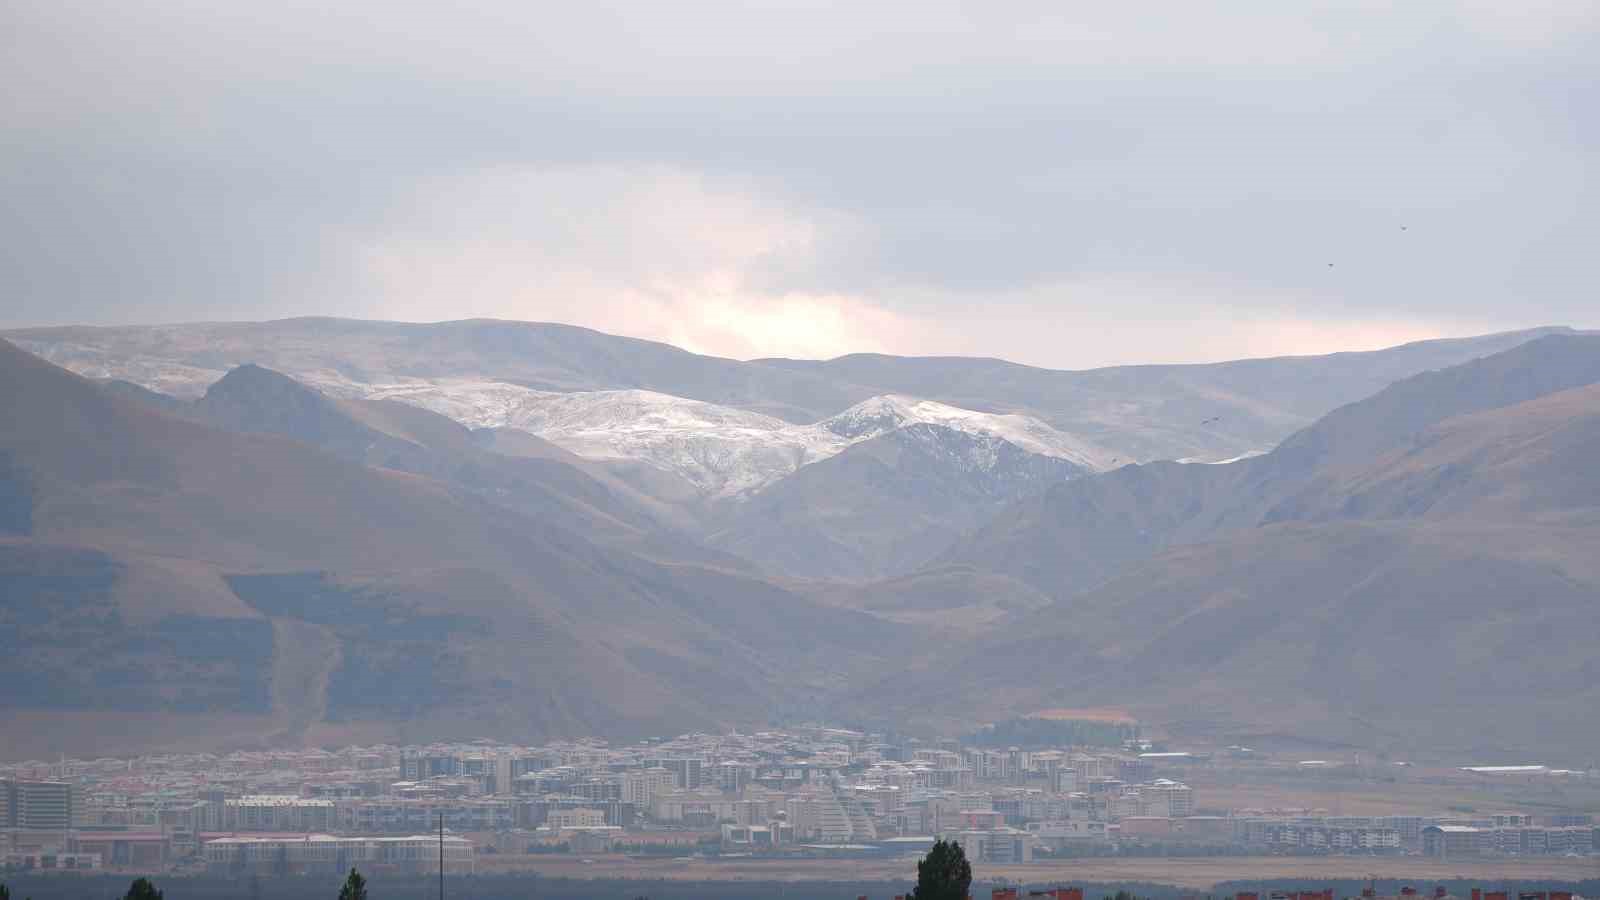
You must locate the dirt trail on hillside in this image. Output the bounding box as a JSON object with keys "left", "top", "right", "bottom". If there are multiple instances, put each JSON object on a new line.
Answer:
{"left": 267, "top": 618, "right": 340, "bottom": 745}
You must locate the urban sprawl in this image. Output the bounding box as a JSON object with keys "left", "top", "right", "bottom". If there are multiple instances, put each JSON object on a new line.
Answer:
{"left": 3, "top": 727, "right": 1595, "bottom": 877}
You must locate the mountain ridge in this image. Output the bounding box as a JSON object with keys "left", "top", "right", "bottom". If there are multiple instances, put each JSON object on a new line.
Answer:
{"left": 6, "top": 318, "right": 1571, "bottom": 469}
{"left": 864, "top": 336, "right": 1600, "bottom": 758}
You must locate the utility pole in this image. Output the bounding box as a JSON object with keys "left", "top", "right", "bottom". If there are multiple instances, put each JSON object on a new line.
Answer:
{"left": 438, "top": 813, "right": 445, "bottom": 900}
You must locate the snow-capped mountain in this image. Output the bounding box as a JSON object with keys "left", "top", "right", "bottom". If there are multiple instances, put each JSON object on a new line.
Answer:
{"left": 5, "top": 328, "right": 1113, "bottom": 495}
{"left": 358, "top": 381, "right": 841, "bottom": 495}
{"left": 819, "top": 394, "right": 1110, "bottom": 470}
{"left": 353, "top": 382, "right": 1110, "bottom": 495}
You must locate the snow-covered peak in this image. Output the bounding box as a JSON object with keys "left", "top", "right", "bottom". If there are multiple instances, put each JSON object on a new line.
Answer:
{"left": 822, "top": 395, "right": 1112, "bottom": 470}
{"left": 351, "top": 383, "right": 1111, "bottom": 496}
{"left": 19, "top": 338, "right": 1113, "bottom": 497}
{"left": 821, "top": 394, "right": 924, "bottom": 439}
{"left": 352, "top": 381, "right": 845, "bottom": 495}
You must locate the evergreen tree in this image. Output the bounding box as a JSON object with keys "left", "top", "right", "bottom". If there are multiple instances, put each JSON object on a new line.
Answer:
{"left": 911, "top": 839, "right": 971, "bottom": 900}
{"left": 1, "top": 880, "right": 9, "bottom": 900}
{"left": 124, "top": 877, "right": 164, "bottom": 900}
{"left": 337, "top": 867, "right": 368, "bottom": 900}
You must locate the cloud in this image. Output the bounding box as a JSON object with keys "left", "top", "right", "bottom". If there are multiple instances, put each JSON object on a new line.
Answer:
{"left": 347, "top": 164, "right": 1505, "bottom": 367}
{"left": 2, "top": 1, "right": 1596, "bottom": 366}
{"left": 348, "top": 164, "right": 923, "bottom": 360}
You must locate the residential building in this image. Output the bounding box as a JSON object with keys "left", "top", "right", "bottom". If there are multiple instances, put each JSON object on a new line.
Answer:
{"left": 203, "top": 834, "right": 474, "bottom": 875}
{"left": 955, "top": 827, "right": 1034, "bottom": 862}
{"left": 545, "top": 807, "right": 606, "bottom": 829}
{"left": 622, "top": 767, "right": 677, "bottom": 810}
{"left": 1423, "top": 825, "right": 1487, "bottom": 857}
{"left": 2, "top": 780, "right": 77, "bottom": 830}
{"left": 224, "top": 795, "right": 336, "bottom": 832}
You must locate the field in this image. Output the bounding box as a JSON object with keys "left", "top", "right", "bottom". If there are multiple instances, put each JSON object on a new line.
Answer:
{"left": 476, "top": 855, "right": 1600, "bottom": 890}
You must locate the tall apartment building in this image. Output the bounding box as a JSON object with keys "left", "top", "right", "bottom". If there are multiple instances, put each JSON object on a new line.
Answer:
{"left": 1055, "top": 769, "right": 1078, "bottom": 793}
{"left": 399, "top": 753, "right": 459, "bottom": 781}
{"left": 644, "top": 758, "right": 702, "bottom": 789}
{"left": 710, "top": 761, "right": 752, "bottom": 793}
{"left": 2, "top": 780, "right": 77, "bottom": 830}
{"left": 1141, "top": 780, "right": 1194, "bottom": 817}
{"left": 571, "top": 777, "right": 622, "bottom": 804}
{"left": 621, "top": 768, "right": 676, "bottom": 809}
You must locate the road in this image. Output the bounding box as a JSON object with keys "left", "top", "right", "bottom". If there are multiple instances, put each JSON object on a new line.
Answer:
{"left": 476, "top": 855, "right": 1600, "bottom": 890}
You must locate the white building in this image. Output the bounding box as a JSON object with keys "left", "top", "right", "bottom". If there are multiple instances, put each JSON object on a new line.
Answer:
{"left": 224, "top": 796, "right": 336, "bottom": 832}
{"left": 203, "top": 834, "right": 474, "bottom": 875}
{"left": 955, "top": 828, "right": 1034, "bottom": 863}
{"left": 545, "top": 807, "right": 606, "bottom": 829}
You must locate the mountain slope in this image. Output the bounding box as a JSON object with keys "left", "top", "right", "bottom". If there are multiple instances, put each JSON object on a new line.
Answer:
{"left": 914, "top": 519, "right": 1600, "bottom": 759}
{"left": 877, "top": 344, "right": 1600, "bottom": 759}
{"left": 707, "top": 424, "right": 1088, "bottom": 580}
{"left": 756, "top": 326, "right": 1576, "bottom": 461}
{"left": 0, "top": 339, "right": 899, "bottom": 757}
{"left": 942, "top": 333, "right": 1600, "bottom": 598}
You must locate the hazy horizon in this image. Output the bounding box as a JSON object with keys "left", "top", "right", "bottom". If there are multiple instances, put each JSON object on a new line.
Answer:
{"left": 2, "top": 315, "right": 1589, "bottom": 371}
{"left": 6, "top": 2, "right": 1598, "bottom": 368}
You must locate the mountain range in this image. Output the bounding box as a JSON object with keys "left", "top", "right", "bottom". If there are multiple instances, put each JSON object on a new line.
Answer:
{"left": 870, "top": 334, "right": 1600, "bottom": 758}
{"left": 2, "top": 319, "right": 1597, "bottom": 761}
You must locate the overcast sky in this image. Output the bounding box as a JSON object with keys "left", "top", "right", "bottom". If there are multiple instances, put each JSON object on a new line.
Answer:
{"left": 3, "top": 2, "right": 1596, "bottom": 368}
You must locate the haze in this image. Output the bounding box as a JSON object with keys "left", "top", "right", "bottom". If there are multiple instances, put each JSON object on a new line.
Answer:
{"left": 4, "top": 1, "right": 1598, "bottom": 366}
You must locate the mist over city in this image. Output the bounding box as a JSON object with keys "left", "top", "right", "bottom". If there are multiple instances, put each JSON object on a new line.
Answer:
{"left": 2, "top": 2, "right": 1598, "bottom": 900}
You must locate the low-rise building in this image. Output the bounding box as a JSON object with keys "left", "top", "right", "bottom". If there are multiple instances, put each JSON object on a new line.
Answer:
{"left": 203, "top": 833, "right": 474, "bottom": 875}
{"left": 1423, "top": 825, "right": 1486, "bottom": 857}
{"left": 954, "top": 827, "right": 1034, "bottom": 863}
{"left": 224, "top": 795, "right": 336, "bottom": 832}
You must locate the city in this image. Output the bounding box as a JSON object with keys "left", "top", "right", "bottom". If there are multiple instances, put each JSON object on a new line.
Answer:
{"left": 4, "top": 725, "right": 1596, "bottom": 880}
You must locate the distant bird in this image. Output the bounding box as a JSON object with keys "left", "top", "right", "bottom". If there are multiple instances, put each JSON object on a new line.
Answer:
{"left": 1401, "top": 226, "right": 1408, "bottom": 231}
{"left": 1328, "top": 262, "right": 1335, "bottom": 267}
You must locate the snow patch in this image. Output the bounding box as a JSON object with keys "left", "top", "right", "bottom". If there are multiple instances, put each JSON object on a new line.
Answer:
{"left": 16, "top": 340, "right": 1113, "bottom": 497}
{"left": 1174, "top": 449, "right": 1267, "bottom": 465}
{"left": 351, "top": 384, "right": 1113, "bottom": 496}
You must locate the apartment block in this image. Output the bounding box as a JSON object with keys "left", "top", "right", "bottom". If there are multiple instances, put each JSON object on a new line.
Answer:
{"left": 2, "top": 780, "right": 76, "bottom": 830}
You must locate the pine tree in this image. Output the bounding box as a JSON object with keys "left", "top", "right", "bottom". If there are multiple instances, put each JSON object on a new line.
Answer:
{"left": 124, "top": 877, "right": 164, "bottom": 900}
{"left": 337, "top": 868, "right": 368, "bottom": 900}
{"left": 1, "top": 880, "right": 9, "bottom": 900}
{"left": 910, "top": 839, "right": 971, "bottom": 900}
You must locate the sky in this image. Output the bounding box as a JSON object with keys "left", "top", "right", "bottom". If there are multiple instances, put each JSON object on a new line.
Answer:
{"left": 3, "top": 1, "right": 1596, "bottom": 369}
